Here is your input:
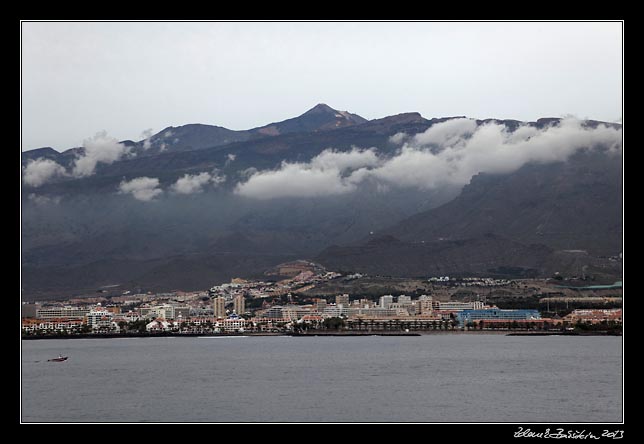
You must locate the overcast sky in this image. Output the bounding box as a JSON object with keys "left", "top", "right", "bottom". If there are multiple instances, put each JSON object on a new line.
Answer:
{"left": 21, "top": 21, "right": 622, "bottom": 152}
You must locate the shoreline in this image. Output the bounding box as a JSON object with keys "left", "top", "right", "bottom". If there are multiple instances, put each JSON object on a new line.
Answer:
{"left": 21, "top": 329, "right": 620, "bottom": 340}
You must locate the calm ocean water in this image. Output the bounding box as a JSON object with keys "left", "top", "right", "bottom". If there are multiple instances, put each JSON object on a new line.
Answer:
{"left": 21, "top": 334, "right": 622, "bottom": 423}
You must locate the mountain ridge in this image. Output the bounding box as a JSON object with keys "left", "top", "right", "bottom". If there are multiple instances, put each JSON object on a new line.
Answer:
{"left": 21, "top": 105, "right": 623, "bottom": 300}
{"left": 22, "top": 103, "right": 369, "bottom": 159}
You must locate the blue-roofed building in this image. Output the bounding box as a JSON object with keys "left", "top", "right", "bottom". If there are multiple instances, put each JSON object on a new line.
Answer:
{"left": 456, "top": 309, "right": 541, "bottom": 326}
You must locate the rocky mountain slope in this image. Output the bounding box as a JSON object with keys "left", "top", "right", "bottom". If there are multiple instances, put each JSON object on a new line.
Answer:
{"left": 21, "top": 105, "right": 623, "bottom": 300}
{"left": 316, "top": 150, "right": 622, "bottom": 280}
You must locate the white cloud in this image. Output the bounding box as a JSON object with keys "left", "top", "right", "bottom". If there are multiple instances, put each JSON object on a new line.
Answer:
{"left": 235, "top": 148, "right": 377, "bottom": 199}
{"left": 310, "top": 148, "right": 379, "bottom": 171}
{"left": 22, "top": 158, "right": 67, "bottom": 187}
{"left": 118, "top": 176, "right": 163, "bottom": 201}
{"left": 239, "top": 167, "right": 258, "bottom": 179}
{"left": 170, "top": 170, "right": 227, "bottom": 194}
{"left": 140, "top": 128, "right": 154, "bottom": 150}
{"left": 235, "top": 118, "right": 622, "bottom": 199}
{"left": 171, "top": 172, "right": 212, "bottom": 194}
{"left": 355, "top": 145, "right": 451, "bottom": 189}
{"left": 389, "top": 132, "right": 407, "bottom": 145}
{"left": 362, "top": 118, "right": 622, "bottom": 189}
{"left": 412, "top": 118, "right": 478, "bottom": 147}
{"left": 72, "top": 131, "right": 131, "bottom": 177}
{"left": 236, "top": 162, "right": 357, "bottom": 199}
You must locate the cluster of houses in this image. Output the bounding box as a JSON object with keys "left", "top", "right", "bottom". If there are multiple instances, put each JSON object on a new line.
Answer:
{"left": 22, "top": 288, "right": 623, "bottom": 336}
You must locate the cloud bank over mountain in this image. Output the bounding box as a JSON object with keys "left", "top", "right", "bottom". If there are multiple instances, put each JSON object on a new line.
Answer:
{"left": 72, "top": 131, "right": 132, "bottom": 177}
{"left": 235, "top": 118, "right": 622, "bottom": 199}
{"left": 20, "top": 104, "right": 623, "bottom": 299}
{"left": 234, "top": 148, "right": 379, "bottom": 199}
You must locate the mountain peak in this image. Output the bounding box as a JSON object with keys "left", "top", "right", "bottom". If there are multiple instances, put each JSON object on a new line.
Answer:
{"left": 303, "top": 103, "right": 339, "bottom": 115}
{"left": 250, "top": 103, "right": 367, "bottom": 134}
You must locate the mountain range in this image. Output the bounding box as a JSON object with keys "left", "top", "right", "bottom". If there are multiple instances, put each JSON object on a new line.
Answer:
{"left": 21, "top": 104, "right": 623, "bottom": 300}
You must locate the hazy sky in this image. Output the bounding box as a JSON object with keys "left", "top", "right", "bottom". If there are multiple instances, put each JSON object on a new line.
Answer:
{"left": 21, "top": 21, "right": 622, "bottom": 152}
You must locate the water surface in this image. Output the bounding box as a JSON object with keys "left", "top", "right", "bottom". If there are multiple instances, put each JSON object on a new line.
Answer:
{"left": 21, "top": 335, "right": 622, "bottom": 423}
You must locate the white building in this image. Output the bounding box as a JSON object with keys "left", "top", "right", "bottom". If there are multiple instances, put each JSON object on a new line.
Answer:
{"left": 146, "top": 319, "right": 176, "bottom": 332}
{"left": 148, "top": 304, "right": 175, "bottom": 320}
{"left": 36, "top": 306, "right": 90, "bottom": 319}
{"left": 379, "top": 295, "right": 394, "bottom": 309}
{"left": 86, "top": 308, "right": 114, "bottom": 330}
{"left": 436, "top": 301, "right": 485, "bottom": 311}
{"left": 416, "top": 296, "right": 433, "bottom": 315}
{"left": 22, "top": 318, "right": 84, "bottom": 333}
{"left": 172, "top": 306, "right": 190, "bottom": 319}
{"left": 221, "top": 316, "right": 247, "bottom": 333}
{"left": 323, "top": 304, "right": 348, "bottom": 318}
{"left": 397, "top": 295, "right": 412, "bottom": 305}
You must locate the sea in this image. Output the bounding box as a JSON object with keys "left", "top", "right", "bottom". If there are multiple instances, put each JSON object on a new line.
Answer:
{"left": 20, "top": 334, "right": 623, "bottom": 423}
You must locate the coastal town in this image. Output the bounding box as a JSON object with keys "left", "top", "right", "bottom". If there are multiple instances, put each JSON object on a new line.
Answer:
{"left": 21, "top": 260, "right": 623, "bottom": 337}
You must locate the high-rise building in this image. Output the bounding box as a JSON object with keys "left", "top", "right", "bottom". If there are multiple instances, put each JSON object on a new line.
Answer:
{"left": 416, "top": 299, "right": 434, "bottom": 315}
{"left": 397, "top": 295, "right": 412, "bottom": 305}
{"left": 316, "top": 298, "right": 327, "bottom": 313}
{"left": 86, "top": 308, "right": 113, "bottom": 329}
{"left": 233, "top": 294, "right": 245, "bottom": 315}
{"left": 213, "top": 296, "right": 226, "bottom": 319}
{"left": 21, "top": 303, "right": 40, "bottom": 318}
{"left": 379, "top": 295, "right": 394, "bottom": 309}
{"left": 336, "top": 294, "right": 350, "bottom": 307}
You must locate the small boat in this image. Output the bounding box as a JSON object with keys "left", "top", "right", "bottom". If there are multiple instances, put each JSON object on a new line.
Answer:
{"left": 47, "top": 355, "right": 68, "bottom": 362}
